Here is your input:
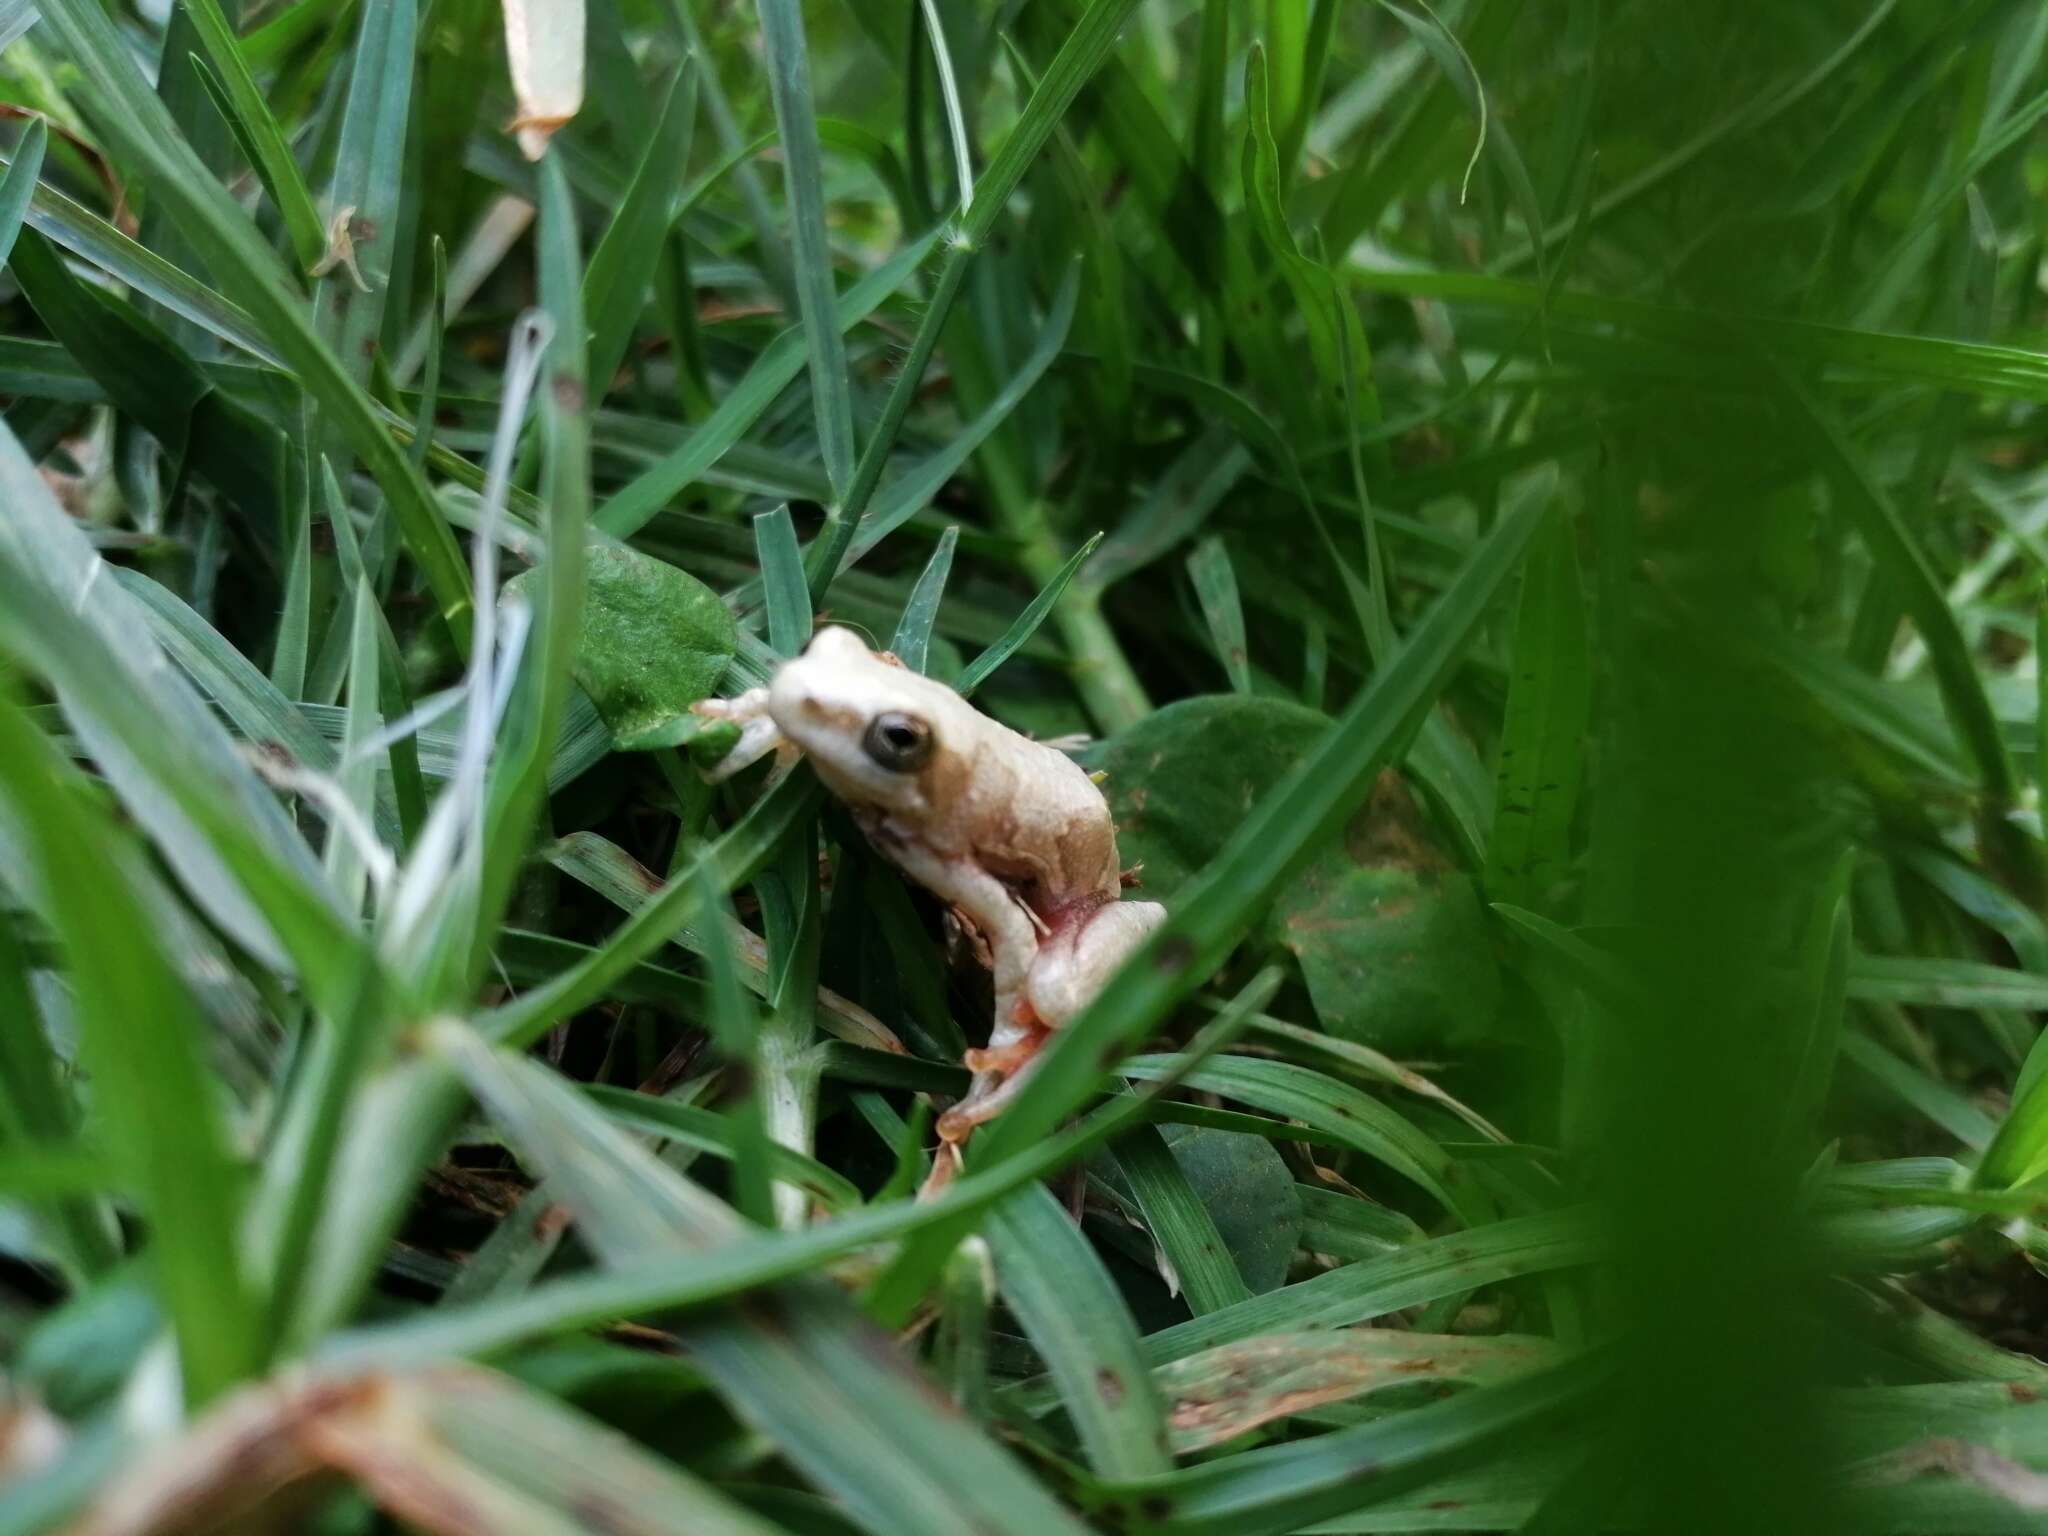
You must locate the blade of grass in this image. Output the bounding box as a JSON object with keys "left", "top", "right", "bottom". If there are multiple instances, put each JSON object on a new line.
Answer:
{"left": 313, "top": 0, "right": 420, "bottom": 395}
{"left": 988, "top": 1181, "right": 1172, "bottom": 1476}
{"left": 1484, "top": 503, "right": 1591, "bottom": 909}
{"left": 0, "top": 115, "right": 45, "bottom": 270}
{"left": 271, "top": 478, "right": 313, "bottom": 698}
{"left": 0, "top": 910, "right": 121, "bottom": 1284}
{"left": 955, "top": 532, "right": 1103, "bottom": 696}
{"left": 0, "top": 419, "right": 359, "bottom": 991}
{"left": 1112, "top": 1125, "right": 1253, "bottom": 1315}
{"left": 1121, "top": 1054, "right": 1485, "bottom": 1224}
{"left": 469, "top": 153, "right": 590, "bottom": 999}
{"left": 890, "top": 525, "right": 958, "bottom": 670}
{"left": 1187, "top": 536, "right": 1252, "bottom": 693}
{"left": 430, "top": 1022, "right": 1097, "bottom": 1536}
{"left": 1090, "top": 1355, "right": 1605, "bottom": 1536}
{"left": 807, "top": 0, "right": 1155, "bottom": 594}
{"left": 755, "top": 504, "right": 813, "bottom": 656}
{"left": 583, "top": 61, "right": 698, "bottom": 398}
{"left": 0, "top": 695, "right": 259, "bottom": 1408}
{"left": 179, "top": 0, "right": 325, "bottom": 271}
{"left": 756, "top": 0, "right": 856, "bottom": 500}
{"left": 331, "top": 968, "right": 1279, "bottom": 1364}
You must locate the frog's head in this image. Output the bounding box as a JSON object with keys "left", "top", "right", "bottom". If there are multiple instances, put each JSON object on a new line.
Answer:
{"left": 767, "top": 625, "right": 959, "bottom": 814}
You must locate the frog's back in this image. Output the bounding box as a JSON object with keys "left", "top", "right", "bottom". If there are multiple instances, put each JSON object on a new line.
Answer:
{"left": 953, "top": 711, "right": 1123, "bottom": 910}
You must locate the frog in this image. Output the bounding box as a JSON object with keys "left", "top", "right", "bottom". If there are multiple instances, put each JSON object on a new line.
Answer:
{"left": 696, "top": 625, "right": 1165, "bottom": 1186}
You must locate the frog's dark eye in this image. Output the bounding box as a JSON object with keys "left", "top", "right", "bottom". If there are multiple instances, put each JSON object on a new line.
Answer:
{"left": 862, "top": 712, "right": 933, "bottom": 772}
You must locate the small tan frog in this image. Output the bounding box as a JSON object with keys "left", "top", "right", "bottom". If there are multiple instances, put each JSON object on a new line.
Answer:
{"left": 698, "top": 626, "right": 1164, "bottom": 1184}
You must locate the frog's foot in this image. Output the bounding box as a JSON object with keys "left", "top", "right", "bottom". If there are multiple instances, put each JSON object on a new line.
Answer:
{"left": 935, "top": 1003, "right": 1050, "bottom": 1152}
{"left": 963, "top": 1019, "right": 1047, "bottom": 1076}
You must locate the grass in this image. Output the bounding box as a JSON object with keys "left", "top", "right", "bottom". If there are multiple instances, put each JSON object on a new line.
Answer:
{"left": 7, "top": 0, "right": 2048, "bottom": 1530}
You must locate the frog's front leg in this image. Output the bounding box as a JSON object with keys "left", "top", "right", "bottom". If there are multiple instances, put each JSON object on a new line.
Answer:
{"left": 691, "top": 687, "right": 790, "bottom": 782}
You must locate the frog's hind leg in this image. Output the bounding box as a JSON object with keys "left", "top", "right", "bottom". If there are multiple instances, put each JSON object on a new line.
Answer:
{"left": 921, "top": 999, "right": 1048, "bottom": 1191}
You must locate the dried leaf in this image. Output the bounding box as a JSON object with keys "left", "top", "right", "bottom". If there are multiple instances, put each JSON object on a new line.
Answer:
{"left": 502, "top": 0, "right": 585, "bottom": 159}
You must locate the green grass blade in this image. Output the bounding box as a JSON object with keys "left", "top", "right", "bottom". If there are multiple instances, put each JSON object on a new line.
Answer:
{"left": 469, "top": 152, "right": 590, "bottom": 998}
{"left": 1112, "top": 1125, "right": 1253, "bottom": 1315}
{"left": 890, "top": 524, "right": 958, "bottom": 671}
{"left": 1770, "top": 361, "right": 2017, "bottom": 806}
{"left": 955, "top": 532, "right": 1104, "bottom": 697}
{"left": 756, "top": 0, "right": 856, "bottom": 500}
{"left": 1123, "top": 1055, "right": 1482, "bottom": 1224}
{"left": 313, "top": 0, "right": 419, "bottom": 387}
{"left": 0, "top": 145, "right": 274, "bottom": 360}
{"left": 0, "top": 114, "right": 45, "bottom": 270}
{"left": 179, "top": 0, "right": 326, "bottom": 271}
{"left": 1092, "top": 1354, "right": 1605, "bottom": 1536}
{"left": 0, "top": 697, "right": 259, "bottom": 1407}
{"left": 1484, "top": 503, "right": 1590, "bottom": 908}
{"left": 755, "top": 503, "right": 813, "bottom": 656}
{"left": 988, "top": 1182, "right": 1171, "bottom": 1476}
{"left": 584, "top": 61, "right": 698, "bottom": 397}
{"left": 596, "top": 230, "right": 941, "bottom": 539}
{"left": 1187, "top": 535, "right": 1251, "bottom": 693}
{"left": 0, "top": 911, "right": 121, "bottom": 1283}
{"left": 272, "top": 479, "right": 313, "bottom": 698}
{"left": 432, "top": 1023, "right": 1097, "bottom": 1536}
{"left": 0, "top": 420, "right": 358, "bottom": 990}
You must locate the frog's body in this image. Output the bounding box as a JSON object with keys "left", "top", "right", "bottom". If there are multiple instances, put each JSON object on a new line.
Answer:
{"left": 700, "top": 627, "right": 1165, "bottom": 1183}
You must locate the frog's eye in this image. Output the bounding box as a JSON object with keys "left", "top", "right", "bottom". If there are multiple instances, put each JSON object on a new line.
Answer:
{"left": 862, "top": 712, "right": 933, "bottom": 772}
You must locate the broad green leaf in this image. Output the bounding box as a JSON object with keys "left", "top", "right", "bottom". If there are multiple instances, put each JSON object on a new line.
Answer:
{"left": 508, "top": 542, "right": 734, "bottom": 751}
{"left": 1098, "top": 697, "right": 1500, "bottom": 1050}
{"left": 1159, "top": 1123, "right": 1300, "bottom": 1296}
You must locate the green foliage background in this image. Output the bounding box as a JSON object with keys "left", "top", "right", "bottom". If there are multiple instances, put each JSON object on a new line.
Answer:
{"left": 5, "top": 0, "right": 2048, "bottom": 1530}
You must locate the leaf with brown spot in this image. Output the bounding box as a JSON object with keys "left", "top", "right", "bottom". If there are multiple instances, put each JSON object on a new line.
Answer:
{"left": 1156, "top": 1330, "right": 1560, "bottom": 1454}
